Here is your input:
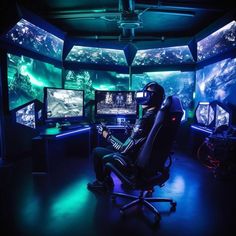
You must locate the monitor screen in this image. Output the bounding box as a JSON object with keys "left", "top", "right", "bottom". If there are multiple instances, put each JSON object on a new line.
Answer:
{"left": 45, "top": 88, "right": 84, "bottom": 121}
{"left": 65, "top": 45, "right": 127, "bottom": 66}
{"left": 131, "top": 71, "right": 195, "bottom": 112}
{"left": 7, "top": 53, "right": 62, "bottom": 110}
{"left": 195, "top": 102, "right": 214, "bottom": 126}
{"left": 5, "top": 19, "right": 64, "bottom": 61}
{"left": 197, "top": 20, "right": 236, "bottom": 62}
{"left": 215, "top": 104, "right": 230, "bottom": 128}
{"left": 95, "top": 91, "right": 137, "bottom": 117}
{"left": 195, "top": 57, "right": 236, "bottom": 107}
{"left": 132, "top": 45, "right": 194, "bottom": 66}
{"left": 16, "top": 102, "right": 36, "bottom": 129}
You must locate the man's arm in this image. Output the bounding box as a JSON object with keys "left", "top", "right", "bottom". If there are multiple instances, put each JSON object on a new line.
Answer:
{"left": 98, "top": 116, "right": 150, "bottom": 154}
{"left": 98, "top": 124, "right": 124, "bottom": 151}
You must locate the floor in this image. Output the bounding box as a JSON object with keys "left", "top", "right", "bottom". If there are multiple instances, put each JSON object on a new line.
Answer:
{"left": 0, "top": 150, "right": 235, "bottom": 236}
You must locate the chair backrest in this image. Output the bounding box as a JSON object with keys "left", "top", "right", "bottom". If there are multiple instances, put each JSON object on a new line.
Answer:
{"left": 136, "top": 96, "right": 184, "bottom": 177}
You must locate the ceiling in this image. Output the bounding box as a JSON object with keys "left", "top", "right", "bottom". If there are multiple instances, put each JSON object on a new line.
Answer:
{"left": 2, "top": 0, "right": 236, "bottom": 41}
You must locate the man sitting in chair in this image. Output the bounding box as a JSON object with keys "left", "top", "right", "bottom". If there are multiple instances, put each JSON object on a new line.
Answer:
{"left": 87, "top": 82, "right": 165, "bottom": 192}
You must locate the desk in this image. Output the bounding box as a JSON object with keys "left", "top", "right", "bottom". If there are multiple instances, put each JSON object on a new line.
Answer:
{"left": 32, "top": 126, "right": 91, "bottom": 173}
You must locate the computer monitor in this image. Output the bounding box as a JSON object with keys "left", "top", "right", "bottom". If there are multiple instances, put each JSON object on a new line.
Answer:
{"left": 44, "top": 87, "right": 84, "bottom": 122}
{"left": 14, "top": 100, "right": 37, "bottom": 129}
{"left": 195, "top": 102, "right": 215, "bottom": 126}
{"left": 95, "top": 90, "right": 138, "bottom": 117}
{"left": 215, "top": 103, "right": 230, "bottom": 129}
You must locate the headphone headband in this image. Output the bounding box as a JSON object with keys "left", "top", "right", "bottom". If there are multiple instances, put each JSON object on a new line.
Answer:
{"left": 143, "top": 81, "right": 159, "bottom": 92}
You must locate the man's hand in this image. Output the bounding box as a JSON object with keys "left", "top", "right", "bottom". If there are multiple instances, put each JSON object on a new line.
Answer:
{"left": 97, "top": 123, "right": 110, "bottom": 139}
{"left": 102, "top": 130, "right": 109, "bottom": 139}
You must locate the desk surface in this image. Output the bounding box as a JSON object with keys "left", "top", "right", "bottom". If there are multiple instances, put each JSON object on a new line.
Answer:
{"left": 39, "top": 125, "right": 91, "bottom": 138}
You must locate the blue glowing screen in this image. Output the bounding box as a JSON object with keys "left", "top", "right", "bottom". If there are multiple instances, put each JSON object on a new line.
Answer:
{"left": 195, "top": 102, "right": 214, "bottom": 126}
{"left": 5, "top": 19, "right": 64, "bottom": 60}
{"left": 7, "top": 53, "right": 62, "bottom": 110}
{"left": 195, "top": 57, "right": 236, "bottom": 106}
{"left": 215, "top": 104, "right": 230, "bottom": 128}
{"left": 65, "top": 45, "right": 127, "bottom": 66}
{"left": 132, "top": 45, "right": 194, "bottom": 66}
{"left": 197, "top": 21, "right": 236, "bottom": 61}
{"left": 16, "top": 102, "right": 36, "bottom": 129}
{"left": 131, "top": 71, "right": 194, "bottom": 110}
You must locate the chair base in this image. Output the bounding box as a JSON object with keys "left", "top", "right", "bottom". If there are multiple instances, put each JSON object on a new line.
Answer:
{"left": 111, "top": 191, "right": 176, "bottom": 222}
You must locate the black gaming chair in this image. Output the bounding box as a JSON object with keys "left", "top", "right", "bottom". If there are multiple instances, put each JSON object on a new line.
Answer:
{"left": 105, "top": 96, "right": 184, "bottom": 222}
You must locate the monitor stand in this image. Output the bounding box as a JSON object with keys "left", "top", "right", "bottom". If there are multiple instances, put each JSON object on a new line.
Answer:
{"left": 58, "top": 121, "right": 71, "bottom": 130}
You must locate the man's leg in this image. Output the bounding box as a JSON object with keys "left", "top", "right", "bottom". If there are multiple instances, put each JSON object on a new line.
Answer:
{"left": 93, "top": 147, "right": 114, "bottom": 182}
{"left": 87, "top": 147, "right": 114, "bottom": 192}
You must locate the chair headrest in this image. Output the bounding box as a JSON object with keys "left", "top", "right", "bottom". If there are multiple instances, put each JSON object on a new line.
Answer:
{"left": 161, "top": 96, "right": 184, "bottom": 115}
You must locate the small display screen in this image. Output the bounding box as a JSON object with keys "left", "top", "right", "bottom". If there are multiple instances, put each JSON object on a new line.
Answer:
{"left": 16, "top": 102, "right": 36, "bottom": 129}
{"left": 195, "top": 102, "right": 214, "bottom": 126}
{"left": 215, "top": 104, "right": 230, "bottom": 128}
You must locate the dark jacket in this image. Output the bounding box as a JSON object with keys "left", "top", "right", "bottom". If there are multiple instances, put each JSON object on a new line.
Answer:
{"left": 106, "top": 107, "right": 158, "bottom": 160}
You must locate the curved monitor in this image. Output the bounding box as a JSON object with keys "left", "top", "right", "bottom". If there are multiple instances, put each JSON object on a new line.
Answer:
{"left": 95, "top": 90, "right": 138, "bottom": 117}
{"left": 44, "top": 88, "right": 84, "bottom": 122}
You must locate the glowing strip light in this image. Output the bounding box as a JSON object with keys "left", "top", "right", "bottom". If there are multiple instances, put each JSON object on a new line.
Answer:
{"left": 96, "top": 125, "right": 127, "bottom": 129}
{"left": 191, "top": 125, "right": 212, "bottom": 134}
{"left": 56, "top": 127, "right": 91, "bottom": 138}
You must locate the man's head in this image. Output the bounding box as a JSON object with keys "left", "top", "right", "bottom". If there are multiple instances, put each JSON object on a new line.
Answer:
{"left": 135, "top": 81, "right": 165, "bottom": 109}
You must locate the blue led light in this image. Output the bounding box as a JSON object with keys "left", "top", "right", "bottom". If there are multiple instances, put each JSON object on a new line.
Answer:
{"left": 191, "top": 125, "right": 212, "bottom": 134}
{"left": 55, "top": 127, "right": 91, "bottom": 138}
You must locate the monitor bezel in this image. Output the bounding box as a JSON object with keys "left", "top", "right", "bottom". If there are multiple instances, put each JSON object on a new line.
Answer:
{"left": 95, "top": 90, "right": 139, "bottom": 118}
{"left": 43, "top": 87, "right": 85, "bottom": 123}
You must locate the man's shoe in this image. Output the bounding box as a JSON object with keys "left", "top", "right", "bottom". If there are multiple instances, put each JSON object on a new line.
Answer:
{"left": 87, "top": 180, "right": 107, "bottom": 192}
